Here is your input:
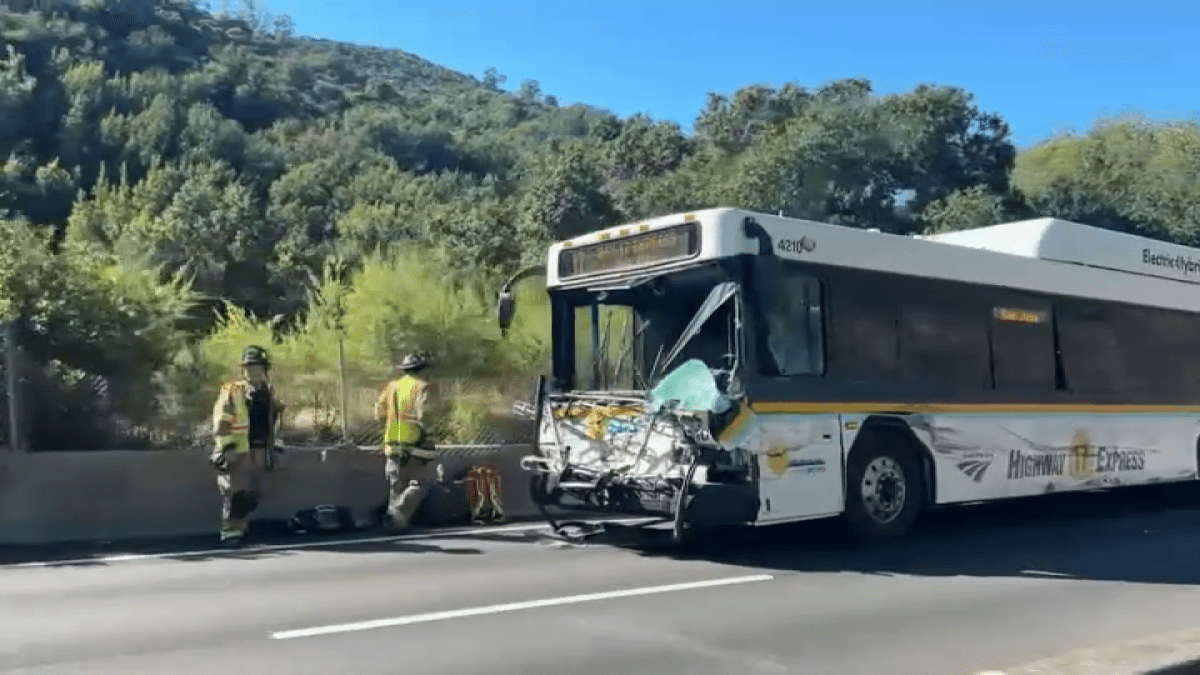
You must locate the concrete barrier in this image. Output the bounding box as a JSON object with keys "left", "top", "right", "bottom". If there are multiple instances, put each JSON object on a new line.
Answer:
{"left": 0, "top": 444, "right": 540, "bottom": 547}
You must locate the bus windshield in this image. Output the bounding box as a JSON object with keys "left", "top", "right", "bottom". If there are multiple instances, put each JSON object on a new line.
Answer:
{"left": 550, "top": 264, "right": 742, "bottom": 393}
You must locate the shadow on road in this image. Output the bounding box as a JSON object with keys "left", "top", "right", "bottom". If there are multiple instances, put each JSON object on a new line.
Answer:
{"left": 169, "top": 538, "right": 487, "bottom": 563}
{"left": 9, "top": 486, "right": 1200, "bottom": 579}
{"left": 1157, "top": 658, "right": 1200, "bottom": 675}
{"left": 589, "top": 484, "right": 1200, "bottom": 586}
{"left": 0, "top": 520, "right": 504, "bottom": 567}
{"left": 0, "top": 538, "right": 487, "bottom": 567}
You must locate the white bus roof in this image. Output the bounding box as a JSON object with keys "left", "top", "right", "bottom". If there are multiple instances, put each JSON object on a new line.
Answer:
{"left": 547, "top": 208, "right": 1200, "bottom": 313}
{"left": 916, "top": 217, "right": 1200, "bottom": 286}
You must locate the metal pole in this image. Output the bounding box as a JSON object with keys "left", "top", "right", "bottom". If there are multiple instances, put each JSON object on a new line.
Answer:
{"left": 337, "top": 335, "right": 349, "bottom": 444}
{"left": 5, "top": 320, "right": 21, "bottom": 452}
{"left": 589, "top": 303, "right": 600, "bottom": 389}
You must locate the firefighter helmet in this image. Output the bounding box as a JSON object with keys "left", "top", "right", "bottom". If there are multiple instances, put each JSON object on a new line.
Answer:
{"left": 241, "top": 345, "right": 271, "bottom": 368}
{"left": 397, "top": 351, "right": 430, "bottom": 372}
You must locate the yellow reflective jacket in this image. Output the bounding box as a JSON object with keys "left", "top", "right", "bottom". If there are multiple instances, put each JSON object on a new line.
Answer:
{"left": 212, "top": 379, "right": 284, "bottom": 453}
{"left": 375, "top": 374, "right": 431, "bottom": 452}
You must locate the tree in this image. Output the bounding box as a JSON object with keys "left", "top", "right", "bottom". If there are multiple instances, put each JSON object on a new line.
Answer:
{"left": 693, "top": 82, "right": 812, "bottom": 156}
{"left": 235, "top": 0, "right": 268, "bottom": 32}
{"left": 1013, "top": 116, "right": 1200, "bottom": 243}
{"left": 270, "top": 14, "right": 295, "bottom": 40}
{"left": 517, "top": 141, "right": 619, "bottom": 253}
{"left": 683, "top": 79, "right": 1017, "bottom": 234}
{"left": 518, "top": 79, "right": 541, "bottom": 103}
{"left": 920, "top": 184, "right": 1028, "bottom": 234}
{"left": 876, "top": 84, "right": 1016, "bottom": 221}
{"left": 604, "top": 113, "right": 694, "bottom": 182}
{"left": 482, "top": 67, "right": 506, "bottom": 90}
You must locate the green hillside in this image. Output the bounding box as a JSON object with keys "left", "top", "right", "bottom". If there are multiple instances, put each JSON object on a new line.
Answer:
{"left": 1, "top": 0, "right": 1197, "bottom": 450}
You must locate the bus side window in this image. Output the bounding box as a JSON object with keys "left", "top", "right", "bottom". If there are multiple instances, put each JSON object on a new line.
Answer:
{"left": 829, "top": 287, "right": 899, "bottom": 382}
{"left": 1105, "top": 304, "right": 1178, "bottom": 399}
{"left": 1125, "top": 307, "right": 1200, "bottom": 400}
{"left": 758, "top": 269, "right": 825, "bottom": 377}
{"left": 1055, "top": 303, "right": 1132, "bottom": 395}
{"left": 899, "top": 302, "right": 990, "bottom": 390}
{"left": 990, "top": 305, "right": 1057, "bottom": 391}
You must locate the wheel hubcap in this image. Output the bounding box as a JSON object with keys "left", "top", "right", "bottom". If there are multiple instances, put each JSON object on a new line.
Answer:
{"left": 860, "top": 456, "right": 906, "bottom": 524}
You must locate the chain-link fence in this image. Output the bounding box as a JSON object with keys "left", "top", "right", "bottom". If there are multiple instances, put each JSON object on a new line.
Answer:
{"left": 11, "top": 333, "right": 541, "bottom": 452}
{"left": 277, "top": 365, "right": 539, "bottom": 450}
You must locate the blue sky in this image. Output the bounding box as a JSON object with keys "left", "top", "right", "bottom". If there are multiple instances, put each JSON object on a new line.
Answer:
{"left": 269, "top": 0, "right": 1196, "bottom": 149}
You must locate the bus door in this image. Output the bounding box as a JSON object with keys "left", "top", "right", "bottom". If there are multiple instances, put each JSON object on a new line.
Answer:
{"left": 750, "top": 260, "right": 844, "bottom": 523}
{"left": 754, "top": 412, "right": 845, "bottom": 523}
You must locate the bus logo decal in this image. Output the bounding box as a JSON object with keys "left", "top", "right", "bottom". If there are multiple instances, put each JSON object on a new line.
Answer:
{"left": 788, "top": 457, "right": 827, "bottom": 474}
{"left": 764, "top": 445, "right": 790, "bottom": 476}
{"left": 956, "top": 459, "right": 993, "bottom": 482}
{"left": 1067, "top": 429, "right": 1094, "bottom": 480}
{"left": 764, "top": 445, "right": 826, "bottom": 476}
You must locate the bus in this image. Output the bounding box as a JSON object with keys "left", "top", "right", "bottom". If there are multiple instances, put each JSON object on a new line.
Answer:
{"left": 495, "top": 207, "right": 1200, "bottom": 544}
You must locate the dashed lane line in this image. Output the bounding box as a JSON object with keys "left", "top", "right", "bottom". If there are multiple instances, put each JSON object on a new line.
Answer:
{"left": 270, "top": 574, "right": 776, "bottom": 640}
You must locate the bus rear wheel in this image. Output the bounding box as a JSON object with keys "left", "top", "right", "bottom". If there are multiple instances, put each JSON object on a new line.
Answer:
{"left": 843, "top": 437, "right": 924, "bottom": 542}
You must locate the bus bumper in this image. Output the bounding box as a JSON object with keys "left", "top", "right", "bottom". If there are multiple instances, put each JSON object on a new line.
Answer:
{"left": 528, "top": 464, "right": 759, "bottom": 528}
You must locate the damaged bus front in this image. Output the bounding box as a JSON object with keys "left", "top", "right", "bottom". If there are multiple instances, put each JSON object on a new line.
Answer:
{"left": 497, "top": 214, "right": 782, "bottom": 543}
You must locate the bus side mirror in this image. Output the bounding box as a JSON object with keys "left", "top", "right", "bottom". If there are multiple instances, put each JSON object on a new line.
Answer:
{"left": 497, "top": 290, "right": 515, "bottom": 335}
{"left": 743, "top": 217, "right": 776, "bottom": 257}
{"left": 496, "top": 263, "right": 547, "bottom": 337}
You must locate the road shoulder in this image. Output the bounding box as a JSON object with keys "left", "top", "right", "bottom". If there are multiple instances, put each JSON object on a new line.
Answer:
{"left": 983, "top": 626, "right": 1200, "bottom": 675}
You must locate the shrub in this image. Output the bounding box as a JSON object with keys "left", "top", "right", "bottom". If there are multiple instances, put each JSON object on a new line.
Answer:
{"left": 0, "top": 219, "right": 201, "bottom": 449}
{"left": 173, "top": 243, "right": 553, "bottom": 446}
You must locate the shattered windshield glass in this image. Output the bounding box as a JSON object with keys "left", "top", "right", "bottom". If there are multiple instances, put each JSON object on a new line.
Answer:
{"left": 555, "top": 265, "right": 741, "bottom": 393}
{"left": 652, "top": 281, "right": 739, "bottom": 380}
{"left": 648, "top": 358, "right": 731, "bottom": 414}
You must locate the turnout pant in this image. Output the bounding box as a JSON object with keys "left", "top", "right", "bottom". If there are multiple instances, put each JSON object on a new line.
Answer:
{"left": 385, "top": 449, "right": 443, "bottom": 529}
{"left": 465, "top": 464, "right": 505, "bottom": 524}
{"left": 216, "top": 447, "right": 266, "bottom": 541}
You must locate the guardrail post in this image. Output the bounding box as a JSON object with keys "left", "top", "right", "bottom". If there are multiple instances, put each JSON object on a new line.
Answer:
{"left": 337, "top": 336, "right": 349, "bottom": 445}
{"left": 5, "top": 320, "right": 23, "bottom": 452}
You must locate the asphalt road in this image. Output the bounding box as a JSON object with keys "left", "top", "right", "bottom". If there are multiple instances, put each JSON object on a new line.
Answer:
{"left": 6, "top": 486, "right": 1200, "bottom": 675}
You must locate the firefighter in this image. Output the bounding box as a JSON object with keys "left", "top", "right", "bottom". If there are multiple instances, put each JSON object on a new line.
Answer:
{"left": 374, "top": 351, "right": 443, "bottom": 531}
{"left": 210, "top": 345, "right": 285, "bottom": 546}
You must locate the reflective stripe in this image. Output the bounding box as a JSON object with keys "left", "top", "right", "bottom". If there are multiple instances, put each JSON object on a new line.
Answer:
{"left": 383, "top": 444, "right": 437, "bottom": 458}
{"left": 217, "top": 381, "right": 253, "bottom": 454}
{"left": 383, "top": 375, "right": 426, "bottom": 445}
{"left": 396, "top": 377, "right": 422, "bottom": 421}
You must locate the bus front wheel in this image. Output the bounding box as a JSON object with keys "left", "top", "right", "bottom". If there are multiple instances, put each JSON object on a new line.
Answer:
{"left": 529, "top": 473, "right": 561, "bottom": 506}
{"left": 843, "top": 435, "right": 925, "bottom": 542}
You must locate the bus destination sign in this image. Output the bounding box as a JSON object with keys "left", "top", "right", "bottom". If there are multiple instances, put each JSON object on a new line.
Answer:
{"left": 558, "top": 222, "right": 701, "bottom": 279}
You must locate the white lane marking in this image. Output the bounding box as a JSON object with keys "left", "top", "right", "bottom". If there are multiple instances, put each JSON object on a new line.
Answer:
{"left": 4, "top": 517, "right": 658, "bottom": 569}
{"left": 1019, "top": 570, "right": 1071, "bottom": 577}
{"left": 270, "top": 574, "right": 776, "bottom": 640}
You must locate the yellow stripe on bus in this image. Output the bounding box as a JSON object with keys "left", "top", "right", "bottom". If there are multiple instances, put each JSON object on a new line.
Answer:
{"left": 717, "top": 406, "right": 754, "bottom": 443}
